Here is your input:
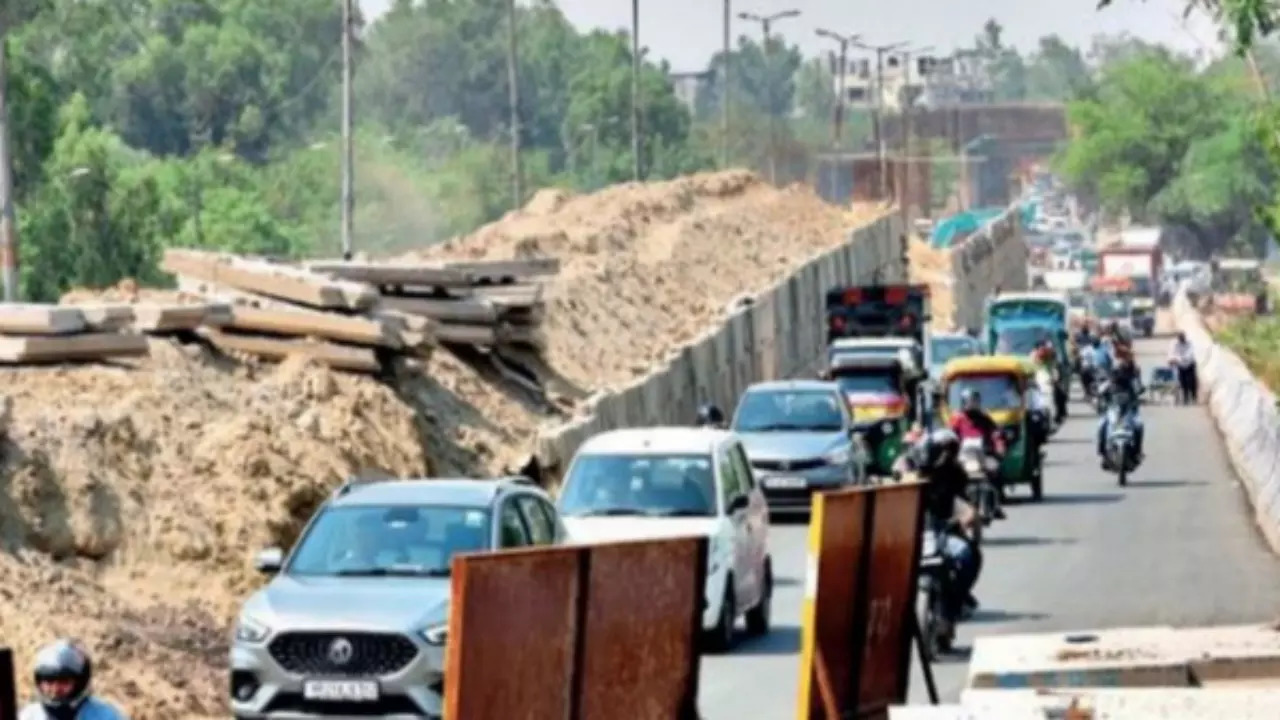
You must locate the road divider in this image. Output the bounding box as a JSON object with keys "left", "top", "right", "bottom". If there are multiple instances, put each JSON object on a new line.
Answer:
{"left": 444, "top": 537, "right": 706, "bottom": 720}
{"left": 1171, "top": 291, "right": 1280, "bottom": 554}
{"left": 945, "top": 205, "right": 1029, "bottom": 332}
{"left": 798, "top": 482, "right": 926, "bottom": 719}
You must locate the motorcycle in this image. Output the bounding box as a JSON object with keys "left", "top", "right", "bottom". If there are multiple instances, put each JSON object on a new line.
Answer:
{"left": 1078, "top": 354, "right": 1097, "bottom": 400}
{"left": 917, "top": 517, "right": 954, "bottom": 659}
{"left": 1103, "top": 392, "right": 1141, "bottom": 486}
{"left": 959, "top": 437, "right": 1000, "bottom": 544}
{"left": 1093, "top": 378, "right": 1110, "bottom": 416}
{"left": 1034, "top": 369, "right": 1059, "bottom": 436}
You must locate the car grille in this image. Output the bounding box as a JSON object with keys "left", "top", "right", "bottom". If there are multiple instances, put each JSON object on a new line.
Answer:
{"left": 751, "top": 457, "right": 825, "bottom": 472}
{"left": 268, "top": 631, "right": 419, "bottom": 676}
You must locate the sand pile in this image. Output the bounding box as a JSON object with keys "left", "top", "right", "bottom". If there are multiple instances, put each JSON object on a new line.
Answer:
{"left": 415, "top": 170, "right": 888, "bottom": 389}
{"left": 3, "top": 170, "right": 888, "bottom": 717}
{"left": 908, "top": 237, "right": 958, "bottom": 329}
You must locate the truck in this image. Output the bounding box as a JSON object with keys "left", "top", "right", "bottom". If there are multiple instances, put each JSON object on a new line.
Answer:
{"left": 1098, "top": 244, "right": 1163, "bottom": 335}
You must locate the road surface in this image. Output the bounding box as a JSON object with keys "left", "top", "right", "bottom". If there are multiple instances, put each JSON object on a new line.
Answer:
{"left": 698, "top": 336, "right": 1280, "bottom": 717}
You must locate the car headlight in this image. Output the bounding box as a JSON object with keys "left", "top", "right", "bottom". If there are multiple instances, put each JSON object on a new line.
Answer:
{"left": 421, "top": 623, "right": 448, "bottom": 646}
{"left": 824, "top": 445, "right": 852, "bottom": 466}
{"left": 880, "top": 421, "right": 894, "bottom": 435}
{"left": 234, "top": 616, "right": 271, "bottom": 644}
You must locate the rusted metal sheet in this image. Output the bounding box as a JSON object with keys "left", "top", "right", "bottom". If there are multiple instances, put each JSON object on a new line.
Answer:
{"left": 577, "top": 537, "right": 706, "bottom": 720}
{"left": 857, "top": 482, "right": 927, "bottom": 718}
{"left": 444, "top": 546, "right": 581, "bottom": 720}
{"left": 797, "top": 488, "right": 873, "bottom": 719}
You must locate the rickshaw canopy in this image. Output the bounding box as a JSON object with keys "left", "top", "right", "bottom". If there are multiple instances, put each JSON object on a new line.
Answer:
{"left": 940, "top": 354, "right": 1030, "bottom": 380}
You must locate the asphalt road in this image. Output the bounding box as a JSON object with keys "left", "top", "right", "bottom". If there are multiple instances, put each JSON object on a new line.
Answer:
{"left": 697, "top": 337, "right": 1280, "bottom": 717}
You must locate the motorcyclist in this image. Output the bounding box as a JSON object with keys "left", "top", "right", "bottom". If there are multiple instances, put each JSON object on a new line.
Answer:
{"left": 898, "top": 429, "right": 982, "bottom": 619}
{"left": 1097, "top": 345, "right": 1146, "bottom": 468}
{"left": 20, "top": 640, "right": 127, "bottom": 720}
{"left": 947, "top": 389, "right": 1008, "bottom": 517}
{"left": 695, "top": 403, "right": 726, "bottom": 429}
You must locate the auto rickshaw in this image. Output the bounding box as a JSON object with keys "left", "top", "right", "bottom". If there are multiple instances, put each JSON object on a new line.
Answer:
{"left": 826, "top": 354, "right": 911, "bottom": 475}
{"left": 937, "top": 355, "right": 1045, "bottom": 501}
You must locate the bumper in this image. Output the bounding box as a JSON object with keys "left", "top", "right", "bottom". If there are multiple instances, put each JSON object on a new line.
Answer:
{"left": 229, "top": 638, "right": 445, "bottom": 719}
{"left": 756, "top": 464, "right": 857, "bottom": 513}
{"left": 702, "top": 564, "right": 732, "bottom": 630}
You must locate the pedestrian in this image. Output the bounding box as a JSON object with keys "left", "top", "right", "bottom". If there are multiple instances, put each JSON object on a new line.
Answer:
{"left": 1169, "top": 332, "right": 1197, "bottom": 404}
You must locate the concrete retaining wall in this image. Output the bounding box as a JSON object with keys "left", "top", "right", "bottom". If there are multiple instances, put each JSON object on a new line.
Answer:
{"left": 1172, "top": 294, "right": 1280, "bottom": 554}
{"left": 947, "top": 206, "right": 1030, "bottom": 331}
{"left": 534, "top": 213, "right": 908, "bottom": 476}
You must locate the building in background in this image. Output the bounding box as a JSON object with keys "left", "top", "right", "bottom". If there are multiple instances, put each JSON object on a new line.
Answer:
{"left": 828, "top": 52, "right": 995, "bottom": 112}
{"left": 668, "top": 70, "right": 713, "bottom": 114}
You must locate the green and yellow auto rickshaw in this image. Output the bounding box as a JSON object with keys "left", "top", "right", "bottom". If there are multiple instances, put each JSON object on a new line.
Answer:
{"left": 937, "top": 355, "right": 1045, "bottom": 501}
{"left": 826, "top": 354, "right": 911, "bottom": 476}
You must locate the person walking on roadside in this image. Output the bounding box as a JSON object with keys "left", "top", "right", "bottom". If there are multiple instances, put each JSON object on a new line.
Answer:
{"left": 1169, "top": 332, "right": 1198, "bottom": 404}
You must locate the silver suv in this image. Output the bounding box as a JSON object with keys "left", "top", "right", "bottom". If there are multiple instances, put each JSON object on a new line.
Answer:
{"left": 229, "top": 476, "right": 566, "bottom": 719}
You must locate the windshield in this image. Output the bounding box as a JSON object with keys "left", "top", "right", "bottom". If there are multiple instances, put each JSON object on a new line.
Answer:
{"left": 993, "top": 326, "right": 1049, "bottom": 355}
{"left": 559, "top": 454, "right": 716, "bottom": 518}
{"left": 1092, "top": 295, "right": 1131, "bottom": 318}
{"left": 1130, "top": 277, "right": 1152, "bottom": 296}
{"left": 1067, "top": 291, "right": 1087, "bottom": 308}
{"left": 947, "top": 374, "right": 1022, "bottom": 411}
{"left": 833, "top": 372, "right": 897, "bottom": 395}
{"left": 733, "top": 389, "right": 845, "bottom": 433}
{"left": 287, "top": 504, "right": 489, "bottom": 577}
{"left": 931, "top": 337, "right": 977, "bottom": 366}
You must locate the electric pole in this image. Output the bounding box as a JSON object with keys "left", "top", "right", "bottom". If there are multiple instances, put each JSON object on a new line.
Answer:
{"left": 720, "top": 0, "right": 731, "bottom": 168}
{"left": 738, "top": 9, "right": 800, "bottom": 185}
{"left": 815, "top": 29, "right": 860, "bottom": 145}
{"left": 506, "top": 0, "right": 523, "bottom": 207}
{"left": 899, "top": 45, "right": 933, "bottom": 226}
{"left": 630, "top": 0, "right": 641, "bottom": 181}
{"left": 0, "top": 17, "right": 19, "bottom": 300}
{"left": 340, "top": 0, "right": 355, "bottom": 260}
{"left": 855, "top": 39, "right": 907, "bottom": 202}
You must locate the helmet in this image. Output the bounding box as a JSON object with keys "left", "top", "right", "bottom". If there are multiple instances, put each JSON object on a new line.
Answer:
{"left": 695, "top": 403, "right": 725, "bottom": 428}
{"left": 1106, "top": 321, "right": 1119, "bottom": 336}
{"left": 32, "top": 639, "right": 92, "bottom": 712}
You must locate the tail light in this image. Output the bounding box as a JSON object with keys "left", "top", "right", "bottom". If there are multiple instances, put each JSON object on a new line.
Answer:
{"left": 830, "top": 316, "right": 846, "bottom": 331}
{"left": 843, "top": 288, "right": 862, "bottom": 304}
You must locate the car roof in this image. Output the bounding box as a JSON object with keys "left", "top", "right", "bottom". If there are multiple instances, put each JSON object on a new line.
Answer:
{"left": 931, "top": 332, "right": 975, "bottom": 343}
{"left": 576, "top": 427, "right": 737, "bottom": 456}
{"left": 329, "top": 477, "right": 538, "bottom": 508}
{"left": 830, "top": 337, "right": 913, "bottom": 349}
{"left": 744, "top": 379, "right": 840, "bottom": 394}
{"left": 993, "top": 291, "right": 1066, "bottom": 303}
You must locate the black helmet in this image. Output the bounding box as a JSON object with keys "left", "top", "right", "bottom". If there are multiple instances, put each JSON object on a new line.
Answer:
{"left": 33, "top": 639, "right": 92, "bottom": 713}
{"left": 696, "top": 403, "right": 725, "bottom": 427}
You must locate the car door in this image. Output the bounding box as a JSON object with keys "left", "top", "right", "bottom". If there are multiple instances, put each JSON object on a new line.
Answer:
{"left": 516, "top": 495, "right": 561, "bottom": 546}
{"left": 497, "top": 496, "right": 534, "bottom": 549}
{"left": 716, "top": 443, "right": 754, "bottom": 604}
{"left": 729, "top": 440, "right": 768, "bottom": 606}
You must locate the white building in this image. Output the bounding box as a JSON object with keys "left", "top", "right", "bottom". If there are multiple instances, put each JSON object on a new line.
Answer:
{"left": 668, "top": 70, "right": 713, "bottom": 113}
{"left": 829, "top": 52, "right": 994, "bottom": 111}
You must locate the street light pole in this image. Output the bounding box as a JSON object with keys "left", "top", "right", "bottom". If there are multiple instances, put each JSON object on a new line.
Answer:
{"left": 0, "top": 26, "right": 18, "bottom": 300}
{"left": 815, "top": 29, "right": 861, "bottom": 146}
{"left": 738, "top": 9, "right": 800, "bottom": 185}
{"left": 899, "top": 45, "right": 933, "bottom": 224}
{"left": 340, "top": 0, "right": 355, "bottom": 260}
{"left": 631, "top": 0, "right": 641, "bottom": 181}
{"left": 855, "top": 39, "right": 907, "bottom": 201}
{"left": 720, "top": 0, "right": 731, "bottom": 168}
{"left": 506, "top": 0, "right": 523, "bottom": 207}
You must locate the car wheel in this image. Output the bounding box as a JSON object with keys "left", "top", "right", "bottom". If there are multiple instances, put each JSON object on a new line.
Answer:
{"left": 704, "top": 575, "right": 736, "bottom": 653}
{"left": 745, "top": 560, "right": 773, "bottom": 637}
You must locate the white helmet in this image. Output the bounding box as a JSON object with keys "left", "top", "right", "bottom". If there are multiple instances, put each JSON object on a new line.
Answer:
{"left": 32, "top": 639, "right": 93, "bottom": 712}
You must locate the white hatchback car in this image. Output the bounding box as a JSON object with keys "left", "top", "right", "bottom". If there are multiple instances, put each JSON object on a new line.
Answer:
{"left": 557, "top": 427, "right": 772, "bottom": 652}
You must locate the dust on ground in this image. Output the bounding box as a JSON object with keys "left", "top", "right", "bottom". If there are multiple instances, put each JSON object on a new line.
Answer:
{"left": 908, "top": 237, "right": 958, "bottom": 328}
{"left": 5, "top": 170, "right": 886, "bottom": 718}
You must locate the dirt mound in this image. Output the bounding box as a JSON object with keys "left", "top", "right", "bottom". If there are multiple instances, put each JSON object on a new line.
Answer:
{"left": 6, "top": 170, "right": 886, "bottom": 717}
{"left": 908, "top": 238, "right": 958, "bottom": 329}
{"left": 416, "top": 170, "right": 888, "bottom": 389}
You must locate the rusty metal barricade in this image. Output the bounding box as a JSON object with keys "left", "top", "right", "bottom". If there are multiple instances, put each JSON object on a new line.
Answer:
{"left": 445, "top": 537, "right": 706, "bottom": 720}
{"left": 796, "top": 481, "right": 926, "bottom": 720}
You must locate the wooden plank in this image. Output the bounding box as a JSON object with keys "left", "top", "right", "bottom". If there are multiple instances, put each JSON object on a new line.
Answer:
{"left": 0, "top": 332, "right": 149, "bottom": 363}
{"left": 197, "top": 328, "right": 381, "bottom": 373}
{"left": 161, "top": 249, "right": 378, "bottom": 310}
{"left": 442, "top": 257, "right": 561, "bottom": 279}
{"left": 307, "top": 261, "right": 473, "bottom": 288}
{"left": 132, "top": 303, "right": 230, "bottom": 332}
{"left": 0, "top": 304, "right": 87, "bottom": 335}
{"left": 225, "top": 305, "right": 404, "bottom": 348}
{"left": 76, "top": 305, "right": 136, "bottom": 331}
{"left": 378, "top": 296, "right": 499, "bottom": 324}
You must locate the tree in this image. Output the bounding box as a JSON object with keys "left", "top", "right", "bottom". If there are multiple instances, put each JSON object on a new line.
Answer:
{"left": 1025, "top": 35, "right": 1094, "bottom": 100}
{"left": 973, "top": 18, "right": 1027, "bottom": 101}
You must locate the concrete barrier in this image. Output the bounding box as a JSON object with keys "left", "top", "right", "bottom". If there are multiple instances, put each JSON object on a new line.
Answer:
{"left": 534, "top": 213, "right": 908, "bottom": 478}
{"left": 945, "top": 206, "right": 1029, "bottom": 332}
{"left": 444, "top": 537, "right": 705, "bottom": 720}
{"left": 1171, "top": 293, "right": 1280, "bottom": 555}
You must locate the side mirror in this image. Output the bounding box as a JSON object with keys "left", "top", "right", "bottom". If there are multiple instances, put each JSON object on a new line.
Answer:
{"left": 727, "top": 494, "right": 750, "bottom": 514}
{"left": 254, "top": 547, "right": 284, "bottom": 574}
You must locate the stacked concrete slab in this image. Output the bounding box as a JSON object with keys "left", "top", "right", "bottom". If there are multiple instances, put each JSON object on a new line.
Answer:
{"left": 0, "top": 302, "right": 234, "bottom": 364}
{"left": 1170, "top": 292, "right": 1280, "bottom": 553}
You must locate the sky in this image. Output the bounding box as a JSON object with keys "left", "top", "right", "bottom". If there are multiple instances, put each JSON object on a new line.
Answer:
{"left": 358, "top": 0, "right": 1226, "bottom": 72}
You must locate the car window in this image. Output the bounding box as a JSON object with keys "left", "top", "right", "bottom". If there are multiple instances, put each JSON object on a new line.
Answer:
{"left": 516, "top": 495, "right": 557, "bottom": 545}
{"left": 833, "top": 372, "right": 897, "bottom": 395}
{"left": 931, "top": 338, "right": 977, "bottom": 366}
{"left": 559, "top": 453, "right": 717, "bottom": 518}
{"left": 499, "top": 500, "right": 533, "bottom": 548}
{"left": 286, "top": 504, "right": 491, "bottom": 577}
{"left": 717, "top": 446, "right": 745, "bottom": 508}
{"left": 729, "top": 444, "right": 756, "bottom": 492}
{"left": 733, "top": 389, "right": 845, "bottom": 433}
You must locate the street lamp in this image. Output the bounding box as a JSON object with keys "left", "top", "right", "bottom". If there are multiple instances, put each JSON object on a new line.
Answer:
{"left": 815, "top": 29, "right": 861, "bottom": 146}
{"left": 898, "top": 45, "right": 933, "bottom": 225}
{"left": 738, "top": 9, "right": 801, "bottom": 184}
{"left": 854, "top": 39, "right": 908, "bottom": 200}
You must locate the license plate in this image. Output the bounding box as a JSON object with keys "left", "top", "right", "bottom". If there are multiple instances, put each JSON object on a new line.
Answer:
{"left": 303, "top": 680, "right": 380, "bottom": 702}
{"left": 765, "top": 475, "right": 806, "bottom": 489}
